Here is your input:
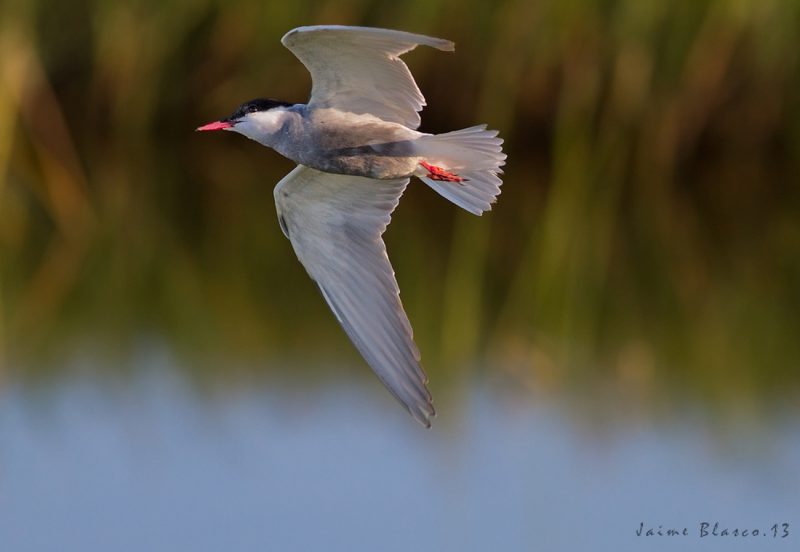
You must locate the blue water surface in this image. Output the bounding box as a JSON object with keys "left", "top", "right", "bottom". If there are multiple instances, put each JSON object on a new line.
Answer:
{"left": 1, "top": 352, "right": 798, "bottom": 552}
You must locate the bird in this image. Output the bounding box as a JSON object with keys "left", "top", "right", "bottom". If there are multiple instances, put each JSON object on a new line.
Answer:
{"left": 197, "top": 25, "right": 505, "bottom": 427}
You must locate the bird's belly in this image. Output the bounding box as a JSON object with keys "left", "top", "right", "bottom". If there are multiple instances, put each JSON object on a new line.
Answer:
{"left": 292, "top": 110, "right": 423, "bottom": 179}
{"left": 317, "top": 151, "right": 420, "bottom": 180}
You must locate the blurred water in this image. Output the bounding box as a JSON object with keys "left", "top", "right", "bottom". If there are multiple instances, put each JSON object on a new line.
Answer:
{"left": 0, "top": 351, "right": 798, "bottom": 552}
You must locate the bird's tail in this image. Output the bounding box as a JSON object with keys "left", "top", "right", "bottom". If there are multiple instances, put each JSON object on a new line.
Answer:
{"left": 414, "top": 125, "right": 506, "bottom": 215}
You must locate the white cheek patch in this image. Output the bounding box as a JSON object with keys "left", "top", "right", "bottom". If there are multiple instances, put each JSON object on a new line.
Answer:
{"left": 250, "top": 109, "right": 287, "bottom": 133}
{"left": 231, "top": 108, "right": 292, "bottom": 145}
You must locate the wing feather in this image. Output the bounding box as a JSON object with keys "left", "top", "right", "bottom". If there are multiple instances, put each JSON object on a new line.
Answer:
{"left": 282, "top": 25, "right": 454, "bottom": 129}
{"left": 274, "top": 165, "right": 434, "bottom": 426}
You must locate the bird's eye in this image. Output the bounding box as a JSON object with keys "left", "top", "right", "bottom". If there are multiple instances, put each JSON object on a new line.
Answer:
{"left": 247, "top": 105, "right": 260, "bottom": 113}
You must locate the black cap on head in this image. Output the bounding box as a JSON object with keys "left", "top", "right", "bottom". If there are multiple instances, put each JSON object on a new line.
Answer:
{"left": 226, "top": 98, "right": 294, "bottom": 121}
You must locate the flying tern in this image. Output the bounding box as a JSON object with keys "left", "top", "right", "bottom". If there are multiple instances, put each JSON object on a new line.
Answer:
{"left": 198, "top": 25, "right": 506, "bottom": 426}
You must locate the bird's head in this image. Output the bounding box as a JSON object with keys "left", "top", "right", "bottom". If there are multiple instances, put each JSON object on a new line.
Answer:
{"left": 196, "top": 98, "right": 294, "bottom": 141}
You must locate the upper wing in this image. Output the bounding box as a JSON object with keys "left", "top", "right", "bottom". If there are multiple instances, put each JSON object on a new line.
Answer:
{"left": 282, "top": 25, "right": 454, "bottom": 129}
{"left": 274, "top": 165, "right": 434, "bottom": 426}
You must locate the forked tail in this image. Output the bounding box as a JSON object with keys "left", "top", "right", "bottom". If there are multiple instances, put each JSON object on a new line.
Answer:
{"left": 414, "top": 125, "right": 506, "bottom": 215}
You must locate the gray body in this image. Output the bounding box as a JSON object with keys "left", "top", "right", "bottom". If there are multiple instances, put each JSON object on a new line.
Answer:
{"left": 241, "top": 105, "right": 425, "bottom": 180}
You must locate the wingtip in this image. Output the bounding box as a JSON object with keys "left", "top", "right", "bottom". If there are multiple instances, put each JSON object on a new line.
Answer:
{"left": 438, "top": 39, "right": 455, "bottom": 52}
{"left": 425, "top": 36, "right": 455, "bottom": 52}
{"left": 411, "top": 401, "right": 436, "bottom": 428}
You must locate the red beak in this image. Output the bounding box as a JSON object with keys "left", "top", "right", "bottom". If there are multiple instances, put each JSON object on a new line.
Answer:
{"left": 196, "top": 120, "right": 234, "bottom": 132}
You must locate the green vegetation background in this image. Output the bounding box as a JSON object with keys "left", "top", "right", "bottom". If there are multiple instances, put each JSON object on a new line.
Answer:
{"left": 1, "top": 0, "right": 798, "bottom": 413}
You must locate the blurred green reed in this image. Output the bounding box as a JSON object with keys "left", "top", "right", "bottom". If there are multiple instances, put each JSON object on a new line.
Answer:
{"left": 0, "top": 0, "right": 798, "bottom": 409}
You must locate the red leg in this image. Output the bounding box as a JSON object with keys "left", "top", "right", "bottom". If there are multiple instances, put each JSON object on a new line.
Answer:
{"left": 420, "top": 161, "right": 466, "bottom": 183}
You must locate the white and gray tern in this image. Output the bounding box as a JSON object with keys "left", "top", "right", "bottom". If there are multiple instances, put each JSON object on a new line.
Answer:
{"left": 198, "top": 25, "right": 506, "bottom": 427}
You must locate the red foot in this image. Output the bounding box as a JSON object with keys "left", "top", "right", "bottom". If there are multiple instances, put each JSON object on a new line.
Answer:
{"left": 420, "top": 161, "right": 466, "bottom": 183}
